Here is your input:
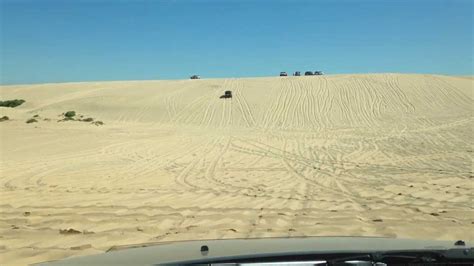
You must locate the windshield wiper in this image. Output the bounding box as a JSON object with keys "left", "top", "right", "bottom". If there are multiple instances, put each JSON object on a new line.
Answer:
{"left": 204, "top": 248, "right": 473, "bottom": 265}
{"left": 328, "top": 248, "right": 473, "bottom": 265}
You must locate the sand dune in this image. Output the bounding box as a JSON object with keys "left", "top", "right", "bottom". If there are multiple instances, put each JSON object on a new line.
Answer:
{"left": 0, "top": 74, "right": 472, "bottom": 265}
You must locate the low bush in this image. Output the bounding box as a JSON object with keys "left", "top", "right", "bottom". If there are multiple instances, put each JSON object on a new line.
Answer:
{"left": 0, "top": 116, "right": 9, "bottom": 122}
{"left": 26, "top": 118, "right": 38, "bottom": 123}
{"left": 92, "top": 121, "right": 104, "bottom": 126}
{"left": 0, "top": 99, "right": 25, "bottom": 108}
{"left": 82, "top": 117, "right": 94, "bottom": 122}
{"left": 64, "top": 111, "right": 76, "bottom": 118}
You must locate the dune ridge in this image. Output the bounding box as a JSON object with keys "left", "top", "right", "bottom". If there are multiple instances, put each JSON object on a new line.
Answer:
{"left": 0, "top": 73, "right": 472, "bottom": 265}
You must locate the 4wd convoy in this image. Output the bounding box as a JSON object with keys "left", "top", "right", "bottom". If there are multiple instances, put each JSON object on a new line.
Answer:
{"left": 280, "top": 71, "right": 323, "bottom": 76}
{"left": 191, "top": 71, "right": 323, "bottom": 79}
{"left": 191, "top": 71, "right": 324, "bottom": 99}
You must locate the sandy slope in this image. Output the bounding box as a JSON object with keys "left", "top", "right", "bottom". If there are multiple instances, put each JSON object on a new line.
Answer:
{"left": 0, "top": 74, "right": 473, "bottom": 265}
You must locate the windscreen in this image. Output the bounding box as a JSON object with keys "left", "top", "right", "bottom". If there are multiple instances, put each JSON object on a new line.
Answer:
{"left": 0, "top": 0, "right": 472, "bottom": 265}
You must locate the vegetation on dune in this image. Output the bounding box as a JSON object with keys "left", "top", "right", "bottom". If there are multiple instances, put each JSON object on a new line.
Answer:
{"left": 58, "top": 111, "right": 77, "bottom": 122}
{"left": 64, "top": 111, "right": 76, "bottom": 118}
{"left": 0, "top": 99, "right": 25, "bottom": 108}
{"left": 4, "top": 109, "right": 103, "bottom": 125}
{"left": 59, "top": 228, "right": 81, "bottom": 235}
{"left": 57, "top": 111, "right": 102, "bottom": 125}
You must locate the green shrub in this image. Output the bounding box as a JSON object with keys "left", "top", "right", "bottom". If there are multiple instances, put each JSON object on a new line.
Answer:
{"left": 0, "top": 116, "right": 9, "bottom": 122}
{"left": 0, "top": 99, "right": 25, "bottom": 108}
{"left": 82, "top": 117, "right": 94, "bottom": 122}
{"left": 64, "top": 111, "right": 76, "bottom": 118}
{"left": 33, "top": 114, "right": 39, "bottom": 118}
{"left": 26, "top": 118, "right": 38, "bottom": 124}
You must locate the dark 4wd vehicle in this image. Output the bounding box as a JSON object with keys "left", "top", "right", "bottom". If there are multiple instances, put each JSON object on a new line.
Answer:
{"left": 220, "top": 90, "right": 232, "bottom": 99}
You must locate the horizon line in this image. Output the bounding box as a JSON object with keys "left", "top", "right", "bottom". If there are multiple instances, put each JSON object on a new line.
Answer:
{"left": 1, "top": 72, "right": 472, "bottom": 86}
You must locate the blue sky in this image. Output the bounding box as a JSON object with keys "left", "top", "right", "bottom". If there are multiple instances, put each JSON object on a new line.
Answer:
{"left": 1, "top": 0, "right": 472, "bottom": 84}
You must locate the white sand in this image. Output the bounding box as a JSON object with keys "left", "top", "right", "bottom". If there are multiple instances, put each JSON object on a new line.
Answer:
{"left": 0, "top": 74, "right": 472, "bottom": 265}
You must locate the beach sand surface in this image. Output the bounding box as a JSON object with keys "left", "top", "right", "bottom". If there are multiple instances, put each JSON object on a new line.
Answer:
{"left": 0, "top": 74, "right": 473, "bottom": 265}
